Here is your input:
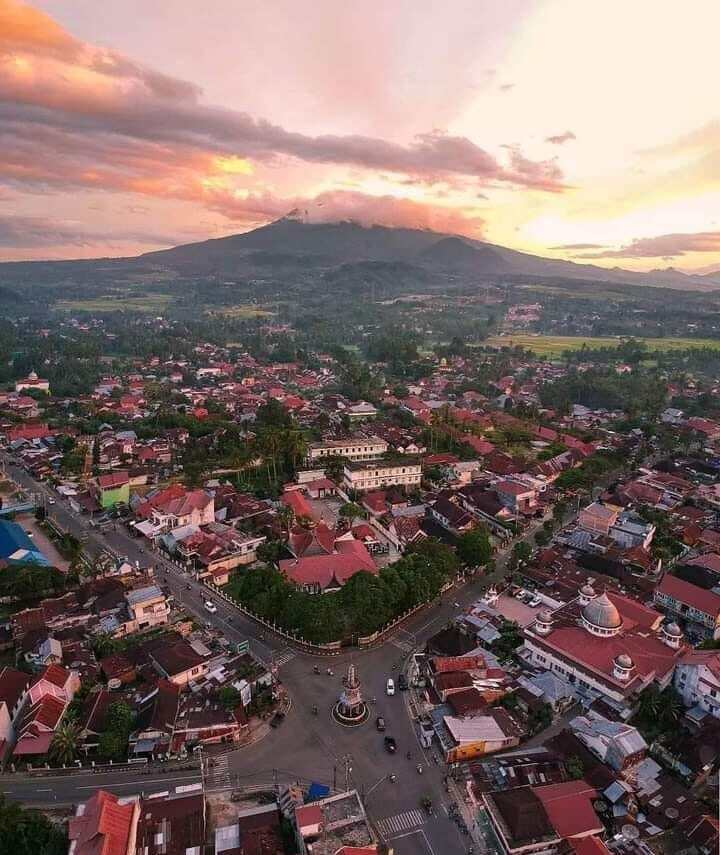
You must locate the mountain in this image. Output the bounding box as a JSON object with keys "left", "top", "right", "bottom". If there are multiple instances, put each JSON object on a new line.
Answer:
{"left": 2, "top": 216, "right": 720, "bottom": 291}
{"left": 138, "top": 217, "right": 720, "bottom": 290}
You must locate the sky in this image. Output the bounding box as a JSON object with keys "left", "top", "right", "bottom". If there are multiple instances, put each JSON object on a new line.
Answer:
{"left": 1, "top": 0, "right": 719, "bottom": 270}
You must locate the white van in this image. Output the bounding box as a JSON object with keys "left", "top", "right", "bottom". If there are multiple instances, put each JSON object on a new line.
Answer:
{"left": 204, "top": 600, "right": 218, "bottom": 614}
{"left": 386, "top": 678, "right": 395, "bottom": 696}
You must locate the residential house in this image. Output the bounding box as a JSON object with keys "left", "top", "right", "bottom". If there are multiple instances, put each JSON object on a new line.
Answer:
{"left": 95, "top": 471, "right": 130, "bottom": 509}
{"left": 496, "top": 480, "right": 538, "bottom": 515}
{"left": 306, "top": 435, "right": 388, "bottom": 463}
{"left": 579, "top": 503, "right": 619, "bottom": 536}
{"left": 0, "top": 666, "right": 30, "bottom": 765}
{"left": 674, "top": 650, "right": 720, "bottom": 718}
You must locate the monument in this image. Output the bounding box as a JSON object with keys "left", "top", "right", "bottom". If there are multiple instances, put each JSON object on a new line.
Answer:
{"left": 332, "top": 662, "right": 369, "bottom": 726}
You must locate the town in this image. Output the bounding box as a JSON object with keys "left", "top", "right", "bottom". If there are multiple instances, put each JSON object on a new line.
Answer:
{"left": 1, "top": 304, "right": 720, "bottom": 855}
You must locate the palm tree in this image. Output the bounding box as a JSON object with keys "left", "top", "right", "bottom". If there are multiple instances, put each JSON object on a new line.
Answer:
{"left": 276, "top": 505, "right": 295, "bottom": 539}
{"left": 49, "top": 720, "right": 81, "bottom": 767}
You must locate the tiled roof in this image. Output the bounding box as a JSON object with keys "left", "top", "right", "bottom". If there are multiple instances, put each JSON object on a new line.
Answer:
{"left": 69, "top": 790, "right": 136, "bottom": 855}
{"left": 657, "top": 574, "right": 720, "bottom": 616}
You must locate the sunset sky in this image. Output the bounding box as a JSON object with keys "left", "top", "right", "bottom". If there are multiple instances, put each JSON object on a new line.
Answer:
{"left": 1, "top": 0, "right": 719, "bottom": 269}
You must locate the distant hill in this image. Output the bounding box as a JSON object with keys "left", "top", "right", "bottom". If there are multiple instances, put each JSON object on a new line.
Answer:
{"left": 2, "top": 215, "right": 720, "bottom": 291}
{"left": 139, "top": 216, "right": 720, "bottom": 290}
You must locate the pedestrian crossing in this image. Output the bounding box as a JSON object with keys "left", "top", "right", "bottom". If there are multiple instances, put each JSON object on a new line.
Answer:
{"left": 206, "top": 753, "right": 231, "bottom": 789}
{"left": 273, "top": 648, "right": 295, "bottom": 668}
{"left": 376, "top": 809, "right": 425, "bottom": 837}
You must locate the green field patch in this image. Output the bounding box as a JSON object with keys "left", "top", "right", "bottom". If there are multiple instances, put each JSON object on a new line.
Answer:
{"left": 211, "top": 305, "right": 274, "bottom": 318}
{"left": 485, "top": 334, "right": 720, "bottom": 358}
{"left": 57, "top": 294, "right": 173, "bottom": 313}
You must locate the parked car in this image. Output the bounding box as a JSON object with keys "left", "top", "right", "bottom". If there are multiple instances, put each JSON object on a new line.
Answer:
{"left": 528, "top": 595, "right": 542, "bottom": 608}
{"left": 398, "top": 674, "right": 408, "bottom": 691}
{"left": 515, "top": 588, "right": 528, "bottom": 599}
{"left": 384, "top": 736, "right": 397, "bottom": 753}
{"left": 204, "top": 600, "right": 218, "bottom": 614}
{"left": 386, "top": 678, "right": 395, "bottom": 696}
{"left": 376, "top": 716, "right": 386, "bottom": 731}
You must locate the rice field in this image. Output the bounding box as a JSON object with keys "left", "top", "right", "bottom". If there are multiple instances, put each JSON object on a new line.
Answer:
{"left": 485, "top": 334, "right": 720, "bottom": 357}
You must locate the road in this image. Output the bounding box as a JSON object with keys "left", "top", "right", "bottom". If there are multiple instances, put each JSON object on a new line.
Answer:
{"left": 1, "top": 455, "right": 488, "bottom": 853}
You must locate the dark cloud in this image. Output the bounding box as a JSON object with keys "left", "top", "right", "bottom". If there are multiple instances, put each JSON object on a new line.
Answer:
{"left": 0, "top": 214, "right": 183, "bottom": 248}
{"left": 574, "top": 231, "right": 720, "bottom": 259}
{"left": 545, "top": 130, "right": 576, "bottom": 145}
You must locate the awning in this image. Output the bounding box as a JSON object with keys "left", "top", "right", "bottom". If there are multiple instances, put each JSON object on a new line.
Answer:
{"left": 133, "top": 520, "right": 162, "bottom": 537}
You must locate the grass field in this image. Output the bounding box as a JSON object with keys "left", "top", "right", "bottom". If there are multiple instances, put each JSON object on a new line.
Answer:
{"left": 57, "top": 294, "right": 173, "bottom": 313}
{"left": 485, "top": 334, "right": 720, "bottom": 357}
{"left": 211, "top": 305, "right": 274, "bottom": 318}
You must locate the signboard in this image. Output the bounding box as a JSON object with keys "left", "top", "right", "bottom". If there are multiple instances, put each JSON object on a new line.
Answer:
{"left": 237, "top": 640, "right": 250, "bottom": 655}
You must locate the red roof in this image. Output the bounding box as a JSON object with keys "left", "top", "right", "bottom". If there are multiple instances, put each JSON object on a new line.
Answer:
{"left": 69, "top": 789, "right": 136, "bottom": 855}
{"left": 534, "top": 780, "right": 602, "bottom": 840}
{"left": 38, "top": 663, "right": 72, "bottom": 690}
{"left": 569, "top": 837, "right": 612, "bottom": 854}
{"left": 281, "top": 491, "right": 314, "bottom": 520}
{"left": 361, "top": 491, "right": 387, "bottom": 514}
{"left": 97, "top": 471, "right": 129, "bottom": 490}
{"left": 657, "top": 574, "right": 720, "bottom": 617}
{"left": 295, "top": 803, "right": 322, "bottom": 828}
{"left": 280, "top": 540, "right": 376, "bottom": 590}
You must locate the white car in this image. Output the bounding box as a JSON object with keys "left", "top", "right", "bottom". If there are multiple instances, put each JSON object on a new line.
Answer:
{"left": 386, "top": 678, "right": 395, "bottom": 696}
{"left": 528, "top": 595, "right": 542, "bottom": 608}
{"left": 204, "top": 600, "right": 218, "bottom": 614}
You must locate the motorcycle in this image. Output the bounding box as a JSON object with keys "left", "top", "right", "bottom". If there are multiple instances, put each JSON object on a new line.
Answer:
{"left": 313, "top": 665, "right": 320, "bottom": 674}
{"left": 312, "top": 706, "right": 318, "bottom": 715}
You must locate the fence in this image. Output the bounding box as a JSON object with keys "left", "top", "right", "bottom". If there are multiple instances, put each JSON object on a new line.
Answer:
{"left": 205, "top": 579, "right": 429, "bottom": 654}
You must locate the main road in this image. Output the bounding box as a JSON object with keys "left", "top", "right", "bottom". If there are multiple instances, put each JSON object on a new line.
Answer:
{"left": 2, "top": 455, "right": 499, "bottom": 853}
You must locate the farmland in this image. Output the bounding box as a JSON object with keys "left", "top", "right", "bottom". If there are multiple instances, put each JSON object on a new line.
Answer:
{"left": 485, "top": 334, "right": 720, "bottom": 358}
{"left": 56, "top": 294, "right": 174, "bottom": 313}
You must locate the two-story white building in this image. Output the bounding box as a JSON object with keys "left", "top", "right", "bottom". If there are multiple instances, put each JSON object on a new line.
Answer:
{"left": 654, "top": 574, "right": 720, "bottom": 641}
{"left": 306, "top": 435, "right": 388, "bottom": 463}
{"left": 674, "top": 650, "right": 720, "bottom": 719}
{"left": 343, "top": 458, "right": 422, "bottom": 493}
{"left": 123, "top": 585, "right": 170, "bottom": 634}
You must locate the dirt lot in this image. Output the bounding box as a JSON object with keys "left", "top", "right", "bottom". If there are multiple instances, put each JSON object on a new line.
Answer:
{"left": 17, "top": 513, "right": 70, "bottom": 571}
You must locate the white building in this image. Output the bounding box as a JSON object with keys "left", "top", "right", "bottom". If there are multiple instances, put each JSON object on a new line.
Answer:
{"left": 306, "top": 434, "right": 388, "bottom": 463}
{"left": 673, "top": 649, "right": 720, "bottom": 719}
{"left": 343, "top": 458, "right": 422, "bottom": 493}
{"left": 521, "top": 585, "right": 685, "bottom": 713}
{"left": 15, "top": 371, "right": 50, "bottom": 394}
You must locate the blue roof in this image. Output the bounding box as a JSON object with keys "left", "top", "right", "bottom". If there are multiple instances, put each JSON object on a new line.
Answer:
{"left": 305, "top": 782, "right": 331, "bottom": 803}
{"left": 0, "top": 520, "right": 50, "bottom": 565}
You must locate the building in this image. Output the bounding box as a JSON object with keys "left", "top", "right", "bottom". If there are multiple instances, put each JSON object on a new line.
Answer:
{"left": 294, "top": 789, "right": 378, "bottom": 855}
{"left": 482, "top": 780, "right": 603, "bottom": 855}
{"left": 654, "top": 574, "right": 720, "bottom": 641}
{"left": 0, "top": 519, "right": 49, "bottom": 566}
{"left": 123, "top": 585, "right": 170, "bottom": 634}
{"left": 438, "top": 710, "right": 521, "bottom": 762}
{"left": 496, "top": 480, "right": 538, "bottom": 515}
{"left": 215, "top": 804, "right": 285, "bottom": 855}
{"left": 306, "top": 435, "right": 388, "bottom": 463}
{"left": 674, "top": 649, "right": 720, "bottom": 718}
{"left": 343, "top": 458, "right": 422, "bottom": 493}
{"left": 0, "top": 666, "right": 30, "bottom": 765}
{"left": 68, "top": 786, "right": 205, "bottom": 855}
{"left": 148, "top": 637, "right": 209, "bottom": 687}
{"left": 522, "top": 585, "right": 685, "bottom": 713}
{"left": 14, "top": 371, "right": 49, "bottom": 394}
{"left": 95, "top": 471, "right": 130, "bottom": 509}
{"left": 280, "top": 538, "right": 377, "bottom": 593}
{"left": 579, "top": 503, "right": 618, "bottom": 536}
{"left": 569, "top": 710, "right": 647, "bottom": 771}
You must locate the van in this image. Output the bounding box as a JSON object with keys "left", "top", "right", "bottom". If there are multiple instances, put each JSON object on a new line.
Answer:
{"left": 386, "top": 678, "right": 395, "bottom": 696}
{"left": 204, "top": 600, "right": 217, "bottom": 614}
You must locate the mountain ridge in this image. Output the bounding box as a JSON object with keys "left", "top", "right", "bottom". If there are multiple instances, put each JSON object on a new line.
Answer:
{"left": 2, "top": 216, "right": 719, "bottom": 291}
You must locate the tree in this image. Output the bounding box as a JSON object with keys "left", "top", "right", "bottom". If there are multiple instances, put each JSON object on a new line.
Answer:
{"left": 218, "top": 685, "right": 241, "bottom": 712}
{"left": 456, "top": 527, "right": 494, "bottom": 568}
{"left": 49, "top": 719, "right": 81, "bottom": 767}
{"left": 565, "top": 754, "right": 585, "bottom": 780}
{"left": 491, "top": 620, "right": 524, "bottom": 663}
{"left": 98, "top": 702, "right": 133, "bottom": 761}
{"left": 510, "top": 541, "right": 533, "bottom": 570}
{"left": 0, "top": 794, "right": 68, "bottom": 855}
{"left": 338, "top": 502, "right": 365, "bottom": 526}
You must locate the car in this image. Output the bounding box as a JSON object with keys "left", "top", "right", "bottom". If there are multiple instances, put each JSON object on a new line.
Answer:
{"left": 25, "top": 530, "right": 33, "bottom": 537}
{"left": 47, "top": 498, "right": 56, "bottom": 505}
{"left": 386, "top": 678, "right": 395, "bottom": 696}
{"left": 204, "top": 600, "right": 218, "bottom": 614}
{"left": 376, "top": 716, "right": 386, "bottom": 731}
{"left": 515, "top": 588, "right": 528, "bottom": 599}
{"left": 384, "top": 736, "right": 397, "bottom": 753}
{"left": 398, "top": 674, "right": 408, "bottom": 691}
{"left": 528, "top": 595, "right": 542, "bottom": 608}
